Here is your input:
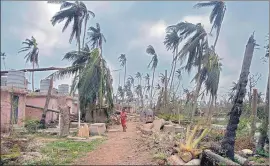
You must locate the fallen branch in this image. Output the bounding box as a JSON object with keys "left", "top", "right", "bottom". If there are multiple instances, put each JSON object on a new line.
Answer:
{"left": 201, "top": 150, "right": 240, "bottom": 166}
{"left": 26, "top": 104, "right": 60, "bottom": 113}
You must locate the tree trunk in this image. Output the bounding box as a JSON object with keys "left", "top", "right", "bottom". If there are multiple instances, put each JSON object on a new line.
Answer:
{"left": 32, "top": 62, "right": 35, "bottom": 91}
{"left": 82, "top": 17, "right": 88, "bottom": 49}
{"left": 164, "top": 70, "right": 168, "bottom": 107}
{"left": 169, "top": 53, "right": 177, "bottom": 96}
{"left": 58, "top": 97, "right": 70, "bottom": 137}
{"left": 40, "top": 76, "right": 53, "bottom": 128}
{"left": 77, "top": 40, "right": 81, "bottom": 129}
{"left": 207, "top": 95, "right": 215, "bottom": 122}
{"left": 256, "top": 75, "right": 269, "bottom": 151}
{"left": 124, "top": 64, "right": 126, "bottom": 86}
{"left": 250, "top": 88, "right": 258, "bottom": 144}
{"left": 150, "top": 68, "right": 156, "bottom": 108}
{"left": 221, "top": 34, "right": 256, "bottom": 160}
{"left": 168, "top": 52, "right": 175, "bottom": 85}
{"left": 190, "top": 75, "right": 202, "bottom": 122}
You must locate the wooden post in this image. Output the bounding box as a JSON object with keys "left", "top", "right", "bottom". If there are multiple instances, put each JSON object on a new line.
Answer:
{"left": 40, "top": 76, "right": 53, "bottom": 128}
{"left": 164, "top": 70, "right": 168, "bottom": 107}
{"left": 250, "top": 88, "right": 258, "bottom": 144}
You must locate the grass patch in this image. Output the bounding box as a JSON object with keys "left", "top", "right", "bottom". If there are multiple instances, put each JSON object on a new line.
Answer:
{"left": 24, "top": 138, "right": 105, "bottom": 165}
{"left": 153, "top": 152, "right": 167, "bottom": 160}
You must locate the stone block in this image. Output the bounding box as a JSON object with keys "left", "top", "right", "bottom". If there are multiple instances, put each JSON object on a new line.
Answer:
{"left": 90, "top": 123, "right": 106, "bottom": 135}
{"left": 167, "top": 155, "right": 185, "bottom": 165}
{"left": 163, "top": 125, "right": 175, "bottom": 133}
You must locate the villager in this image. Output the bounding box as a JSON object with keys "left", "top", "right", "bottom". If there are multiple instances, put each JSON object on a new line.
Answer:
{"left": 120, "top": 107, "right": 127, "bottom": 132}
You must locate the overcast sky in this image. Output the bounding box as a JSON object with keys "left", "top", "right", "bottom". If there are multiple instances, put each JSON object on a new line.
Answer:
{"left": 1, "top": 1, "right": 269, "bottom": 101}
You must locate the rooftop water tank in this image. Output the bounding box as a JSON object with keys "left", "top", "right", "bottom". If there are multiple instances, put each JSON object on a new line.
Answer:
{"left": 58, "top": 84, "right": 69, "bottom": 95}
{"left": 1, "top": 76, "right": 7, "bottom": 86}
{"left": 40, "top": 78, "right": 51, "bottom": 93}
{"left": 7, "top": 70, "right": 25, "bottom": 89}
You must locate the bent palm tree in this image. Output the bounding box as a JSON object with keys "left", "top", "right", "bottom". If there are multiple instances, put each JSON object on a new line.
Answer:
{"left": 87, "top": 23, "right": 106, "bottom": 57}
{"left": 52, "top": 47, "right": 113, "bottom": 118}
{"left": 119, "top": 54, "right": 127, "bottom": 86}
{"left": 18, "top": 36, "right": 39, "bottom": 91}
{"left": 221, "top": 33, "right": 257, "bottom": 160}
{"left": 168, "top": 22, "right": 209, "bottom": 121}
{"left": 164, "top": 28, "right": 181, "bottom": 92}
{"left": 146, "top": 45, "right": 158, "bottom": 108}
{"left": 194, "top": 1, "right": 226, "bottom": 48}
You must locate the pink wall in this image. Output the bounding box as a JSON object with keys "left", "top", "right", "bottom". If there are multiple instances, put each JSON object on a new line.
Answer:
{"left": 26, "top": 95, "right": 59, "bottom": 123}
{"left": 25, "top": 94, "right": 78, "bottom": 123}
{"left": 1, "top": 88, "right": 26, "bottom": 132}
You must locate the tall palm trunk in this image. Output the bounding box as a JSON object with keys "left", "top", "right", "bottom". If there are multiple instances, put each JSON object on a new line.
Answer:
{"left": 207, "top": 94, "right": 215, "bottom": 122}
{"left": 124, "top": 64, "right": 126, "bottom": 86}
{"left": 169, "top": 50, "right": 178, "bottom": 96}
{"left": 82, "top": 18, "right": 88, "bottom": 48}
{"left": 150, "top": 68, "right": 156, "bottom": 108}
{"left": 77, "top": 40, "right": 81, "bottom": 128}
{"left": 256, "top": 75, "right": 269, "bottom": 151}
{"left": 221, "top": 34, "right": 256, "bottom": 160}
{"left": 190, "top": 67, "right": 202, "bottom": 121}
{"left": 32, "top": 61, "right": 35, "bottom": 91}
{"left": 168, "top": 52, "right": 175, "bottom": 84}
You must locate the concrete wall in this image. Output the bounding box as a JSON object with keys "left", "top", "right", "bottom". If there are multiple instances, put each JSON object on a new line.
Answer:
{"left": 25, "top": 93, "right": 78, "bottom": 123}
{"left": 26, "top": 95, "right": 59, "bottom": 123}
{"left": 1, "top": 87, "right": 27, "bottom": 132}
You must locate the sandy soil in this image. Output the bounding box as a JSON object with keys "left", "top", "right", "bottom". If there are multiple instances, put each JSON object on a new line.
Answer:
{"left": 75, "top": 121, "right": 156, "bottom": 165}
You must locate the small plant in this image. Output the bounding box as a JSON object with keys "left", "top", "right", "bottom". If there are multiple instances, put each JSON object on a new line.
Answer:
{"left": 179, "top": 125, "right": 211, "bottom": 157}
{"left": 153, "top": 152, "right": 167, "bottom": 160}
{"left": 24, "top": 119, "right": 40, "bottom": 133}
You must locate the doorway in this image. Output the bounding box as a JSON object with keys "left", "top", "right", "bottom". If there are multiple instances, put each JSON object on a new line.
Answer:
{"left": 10, "top": 95, "right": 19, "bottom": 124}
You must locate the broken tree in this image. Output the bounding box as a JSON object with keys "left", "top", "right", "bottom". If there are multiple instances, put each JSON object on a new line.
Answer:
{"left": 58, "top": 96, "right": 70, "bottom": 137}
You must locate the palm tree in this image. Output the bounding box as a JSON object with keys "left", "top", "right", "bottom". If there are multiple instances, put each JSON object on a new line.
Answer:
{"left": 135, "top": 72, "right": 142, "bottom": 85}
{"left": 50, "top": 1, "right": 90, "bottom": 52}
{"left": 52, "top": 47, "right": 113, "bottom": 119}
{"left": 117, "top": 85, "right": 124, "bottom": 103}
{"left": 87, "top": 23, "right": 106, "bottom": 57}
{"left": 221, "top": 33, "right": 257, "bottom": 160}
{"left": 128, "top": 75, "right": 135, "bottom": 88}
{"left": 1, "top": 52, "right": 7, "bottom": 70}
{"left": 135, "top": 85, "right": 144, "bottom": 107}
{"left": 164, "top": 28, "right": 181, "bottom": 92}
{"left": 146, "top": 45, "right": 158, "bottom": 108}
{"left": 175, "top": 68, "right": 183, "bottom": 94}
{"left": 167, "top": 22, "right": 209, "bottom": 120}
{"left": 18, "top": 36, "right": 39, "bottom": 91}
{"left": 194, "top": 1, "right": 226, "bottom": 48}
{"left": 118, "top": 54, "right": 127, "bottom": 86}
{"left": 203, "top": 52, "right": 222, "bottom": 121}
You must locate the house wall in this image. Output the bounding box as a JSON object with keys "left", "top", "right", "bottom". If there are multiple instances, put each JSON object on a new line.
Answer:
{"left": 25, "top": 95, "right": 59, "bottom": 123}
{"left": 25, "top": 94, "right": 78, "bottom": 123}
{"left": 1, "top": 88, "right": 26, "bottom": 132}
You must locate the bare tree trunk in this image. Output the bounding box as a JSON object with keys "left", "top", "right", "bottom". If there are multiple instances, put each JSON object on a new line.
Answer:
{"left": 164, "top": 70, "right": 168, "bottom": 107}
{"left": 32, "top": 62, "right": 35, "bottom": 91}
{"left": 82, "top": 17, "right": 88, "bottom": 49}
{"left": 168, "top": 52, "right": 175, "bottom": 85}
{"left": 221, "top": 34, "right": 256, "bottom": 160}
{"left": 150, "top": 68, "right": 156, "bottom": 108}
{"left": 250, "top": 88, "right": 258, "bottom": 144}
{"left": 40, "top": 76, "right": 53, "bottom": 128}
{"left": 124, "top": 64, "right": 126, "bottom": 86}
{"left": 257, "top": 75, "right": 269, "bottom": 151}
{"left": 58, "top": 97, "right": 70, "bottom": 137}
{"left": 169, "top": 55, "right": 177, "bottom": 96}
{"left": 78, "top": 39, "right": 81, "bottom": 129}
{"left": 207, "top": 95, "right": 215, "bottom": 122}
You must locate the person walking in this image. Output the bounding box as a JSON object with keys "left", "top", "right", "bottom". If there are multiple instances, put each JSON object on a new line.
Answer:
{"left": 120, "top": 107, "right": 127, "bottom": 132}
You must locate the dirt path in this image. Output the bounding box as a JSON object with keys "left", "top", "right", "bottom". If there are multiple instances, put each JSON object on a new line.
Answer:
{"left": 75, "top": 121, "right": 156, "bottom": 165}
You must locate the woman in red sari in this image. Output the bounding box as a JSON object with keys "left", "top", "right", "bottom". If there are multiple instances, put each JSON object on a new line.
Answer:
{"left": 120, "top": 107, "right": 127, "bottom": 132}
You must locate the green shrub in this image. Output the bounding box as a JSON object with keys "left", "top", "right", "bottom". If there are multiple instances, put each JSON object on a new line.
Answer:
{"left": 24, "top": 119, "right": 40, "bottom": 133}
{"left": 236, "top": 117, "right": 251, "bottom": 137}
